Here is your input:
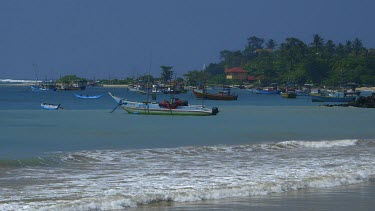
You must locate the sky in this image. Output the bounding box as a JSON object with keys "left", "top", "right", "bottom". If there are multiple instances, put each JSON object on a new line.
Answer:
{"left": 1, "top": 0, "right": 375, "bottom": 80}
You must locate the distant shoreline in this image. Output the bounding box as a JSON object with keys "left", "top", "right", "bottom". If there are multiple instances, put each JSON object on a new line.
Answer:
{"left": 0, "top": 83, "right": 129, "bottom": 88}
{"left": 0, "top": 83, "right": 374, "bottom": 91}
{"left": 0, "top": 83, "right": 33, "bottom": 86}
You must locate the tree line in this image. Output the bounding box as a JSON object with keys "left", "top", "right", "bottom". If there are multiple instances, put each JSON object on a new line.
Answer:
{"left": 184, "top": 34, "right": 375, "bottom": 87}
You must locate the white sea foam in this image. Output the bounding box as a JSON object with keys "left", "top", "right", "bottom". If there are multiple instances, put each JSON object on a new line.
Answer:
{"left": 0, "top": 79, "right": 39, "bottom": 83}
{"left": 279, "top": 139, "right": 359, "bottom": 148}
{"left": 1, "top": 139, "right": 374, "bottom": 211}
{"left": 258, "top": 139, "right": 359, "bottom": 150}
{"left": 14, "top": 170, "right": 372, "bottom": 211}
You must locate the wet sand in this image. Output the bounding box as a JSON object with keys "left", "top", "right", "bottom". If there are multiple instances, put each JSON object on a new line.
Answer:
{"left": 133, "top": 182, "right": 375, "bottom": 211}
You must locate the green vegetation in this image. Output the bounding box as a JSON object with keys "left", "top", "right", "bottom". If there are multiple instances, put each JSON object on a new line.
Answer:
{"left": 59, "top": 35, "right": 375, "bottom": 88}
{"left": 194, "top": 34, "right": 375, "bottom": 87}
{"left": 56, "top": 75, "right": 87, "bottom": 83}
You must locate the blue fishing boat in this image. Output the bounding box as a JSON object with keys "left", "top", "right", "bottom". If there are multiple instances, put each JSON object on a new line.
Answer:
{"left": 74, "top": 94, "right": 104, "bottom": 99}
{"left": 30, "top": 84, "right": 57, "bottom": 92}
{"left": 311, "top": 95, "right": 356, "bottom": 102}
{"left": 311, "top": 91, "right": 357, "bottom": 102}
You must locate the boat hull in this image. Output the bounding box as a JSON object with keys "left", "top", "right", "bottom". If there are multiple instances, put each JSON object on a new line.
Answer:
{"left": 41, "top": 103, "right": 60, "bottom": 110}
{"left": 192, "top": 90, "right": 238, "bottom": 100}
{"left": 121, "top": 105, "right": 214, "bottom": 116}
{"left": 74, "top": 94, "right": 104, "bottom": 99}
{"left": 109, "top": 92, "right": 218, "bottom": 116}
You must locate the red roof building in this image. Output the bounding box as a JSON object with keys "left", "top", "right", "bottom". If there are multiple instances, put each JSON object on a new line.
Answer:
{"left": 225, "top": 67, "right": 248, "bottom": 81}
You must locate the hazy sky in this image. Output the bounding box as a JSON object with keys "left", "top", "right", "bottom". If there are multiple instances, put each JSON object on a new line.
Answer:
{"left": 1, "top": 0, "right": 374, "bottom": 80}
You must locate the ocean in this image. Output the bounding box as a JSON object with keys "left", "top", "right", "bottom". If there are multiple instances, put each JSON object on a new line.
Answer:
{"left": 1, "top": 84, "right": 375, "bottom": 210}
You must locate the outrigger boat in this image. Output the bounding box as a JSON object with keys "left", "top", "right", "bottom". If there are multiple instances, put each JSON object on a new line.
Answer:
{"left": 41, "top": 103, "right": 61, "bottom": 110}
{"left": 108, "top": 92, "right": 219, "bottom": 116}
{"left": 192, "top": 88, "right": 238, "bottom": 100}
{"left": 74, "top": 94, "right": 104, "bottom": 99}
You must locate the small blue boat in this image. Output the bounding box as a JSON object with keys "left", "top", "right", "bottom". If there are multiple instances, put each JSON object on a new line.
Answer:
{"left": 74, "top": 94, "right": 104, "bottom": 99}
{"left": 41, "top": 103, "right": 60, "bottom": 110}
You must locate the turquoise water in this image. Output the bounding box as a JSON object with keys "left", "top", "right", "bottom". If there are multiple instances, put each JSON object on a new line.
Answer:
{"left": 1, "top": 85, "right": 375, "bottom": 210}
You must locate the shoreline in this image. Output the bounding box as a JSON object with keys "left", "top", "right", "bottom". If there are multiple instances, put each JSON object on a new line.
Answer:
{"left": 1, "top": 83, "right": 374, "bottom": 91}
{"left": 0, "top": 83, "right": 129, "bottom": 88}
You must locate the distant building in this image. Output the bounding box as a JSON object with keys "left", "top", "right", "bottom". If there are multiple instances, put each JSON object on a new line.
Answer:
{"left": 224, "top": 67, "right": 248, "bottom": 81}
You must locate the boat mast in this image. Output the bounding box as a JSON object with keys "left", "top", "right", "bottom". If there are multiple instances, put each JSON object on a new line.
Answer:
{"left": 146, "top": 52, "right": 152, "bottom": 103}
{"left": 32, "top": 63, "right": 39, "bottom": 86}
{"left": 201, "top": 73, "right": 208, "bottom": 107}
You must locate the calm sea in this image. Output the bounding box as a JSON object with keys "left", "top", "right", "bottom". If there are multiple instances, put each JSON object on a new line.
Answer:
{"left": 1, "top": 84, "right": 375, "bottom": 210}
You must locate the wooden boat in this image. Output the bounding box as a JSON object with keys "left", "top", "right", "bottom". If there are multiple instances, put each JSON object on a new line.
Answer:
{"left": 74, "top": 94, "right": 104, "bottom": 99}
{"left": 281, "top": 91, "right": 297, "bottom": 98}
{"left": 281, "top": 89, "right": 297, "bottom": 98}
{"left": 192, "top": 89, "right": 238, "bottom": 100}
{"left": 108, "top": 92, "right": 219, "bottom": 116}
{"left": 41, "top": 103, "right": 61, "bottom": 110}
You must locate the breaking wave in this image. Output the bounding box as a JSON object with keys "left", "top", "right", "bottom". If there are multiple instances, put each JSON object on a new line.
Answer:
{"left": 1, "top": 139, "right": 374, "bottom": 211}
{"left": 0, "top": 79, "right": 39, "bottom": 83}
{"left": 273, "top": 139, "right": 359, "bottom": 149}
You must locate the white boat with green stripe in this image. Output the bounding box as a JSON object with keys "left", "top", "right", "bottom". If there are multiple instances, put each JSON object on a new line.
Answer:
{"left": 108, "top": 92, "right": 219, "bottom": 116}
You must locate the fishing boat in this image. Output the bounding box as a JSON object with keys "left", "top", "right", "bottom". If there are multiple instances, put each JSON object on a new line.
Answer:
{"left": 127, "top": 85, "right": 142, "bottom": 92}
{"left": 281, "top": 92, "right": 297, "bottom": 98}
{"left": 41, "top": 103, "right": 61, "bottom": 110}
{"left": 31, "top": 85, "right": 51, "bottom": 92}
{"left": 281, "top": 89, "right": 297, "bottom": 98}
{"left": 311, "top": 94, "right": 356, "bottom": 102}
{"left": 108, "top": 92, "right": 219, "bottom": 116}
{"left": 137, "top": 86, "right": 162, "bottom": 95}
{"left": 163, "top": 88, "right": 181, "bottom": 94}
{"left": 192, "top": 88, "right": 238, "bottom": 100}
{"left": 310, "top": 91, "right": 357, "bottom": 102}
{"left": 254, "top": 87, "right": 281, "bottom": 94}
{"left": 30, "top": 82, "right": 57, "bottom": 92}
{"left": 74, "top": 94, "right": 104, "bottom": 99}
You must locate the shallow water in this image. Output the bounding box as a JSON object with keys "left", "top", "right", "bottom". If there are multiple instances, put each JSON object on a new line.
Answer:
{"left": 1, "top": 85, "right": 375, "bottom": 210}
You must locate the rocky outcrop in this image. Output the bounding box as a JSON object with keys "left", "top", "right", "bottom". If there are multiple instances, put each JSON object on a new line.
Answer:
{"left": 348, "top": 95, "right": 375, "bottom": 108}
{"left": 323, "top": 95, "right": 375, "bottom": 108}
